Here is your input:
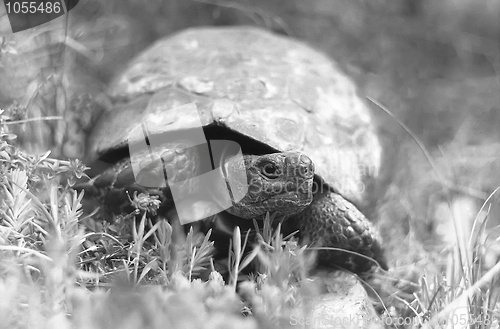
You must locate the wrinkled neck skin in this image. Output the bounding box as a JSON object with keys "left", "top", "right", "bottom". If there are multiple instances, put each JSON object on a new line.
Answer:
{"left": 221, "top": 152, "right": 315, "bottom": 220}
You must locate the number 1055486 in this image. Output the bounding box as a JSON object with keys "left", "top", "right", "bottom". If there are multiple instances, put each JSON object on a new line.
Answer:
{"left": 5, "top": 1, "right": 62, "bottom": 14}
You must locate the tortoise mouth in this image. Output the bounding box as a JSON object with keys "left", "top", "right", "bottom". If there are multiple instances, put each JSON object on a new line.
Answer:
{"left": 228, "top": 187, "right": 313, "bottom": 219}
{"left": 264, "top": 190, "right": 312, "bottom": 205}
{"left": 260, "top": 193, "right": 313, "bottom": 215}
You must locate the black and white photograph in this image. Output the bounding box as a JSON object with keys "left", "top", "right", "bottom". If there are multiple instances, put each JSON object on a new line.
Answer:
{"left": 0, "top": 1, "right": 499, "bottom": 328}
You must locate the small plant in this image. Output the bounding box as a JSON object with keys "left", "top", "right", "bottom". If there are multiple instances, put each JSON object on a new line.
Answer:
{"left": 410, "top": 190, "right": 500, "bottom": 329}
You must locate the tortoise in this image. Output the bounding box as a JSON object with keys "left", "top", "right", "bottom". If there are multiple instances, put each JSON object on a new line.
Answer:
{"left": 83, "top": 26, "right": 387, "bottom": 273}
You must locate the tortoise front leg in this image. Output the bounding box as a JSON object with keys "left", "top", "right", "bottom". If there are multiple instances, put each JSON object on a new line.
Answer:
{"left": 291, "top": 189, "right": 388, "bottom": 273}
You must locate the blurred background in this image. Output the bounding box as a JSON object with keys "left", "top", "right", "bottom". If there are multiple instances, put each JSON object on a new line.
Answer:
{"left": 1, "top": 0, "right": 499, "bottom": 273}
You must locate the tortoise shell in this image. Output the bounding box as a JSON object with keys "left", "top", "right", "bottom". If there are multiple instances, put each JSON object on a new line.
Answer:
{"left": 88, "top": 26, "right": 381, "bottom": 205}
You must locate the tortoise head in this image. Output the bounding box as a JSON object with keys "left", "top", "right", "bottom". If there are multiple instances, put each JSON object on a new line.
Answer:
{"left": 223, "top": 152, "right": 315, "bottom": 219}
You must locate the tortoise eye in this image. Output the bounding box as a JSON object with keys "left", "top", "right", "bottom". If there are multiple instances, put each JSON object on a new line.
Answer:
{"left": 261, "top": 162, "right": 280, "bottom": 179}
